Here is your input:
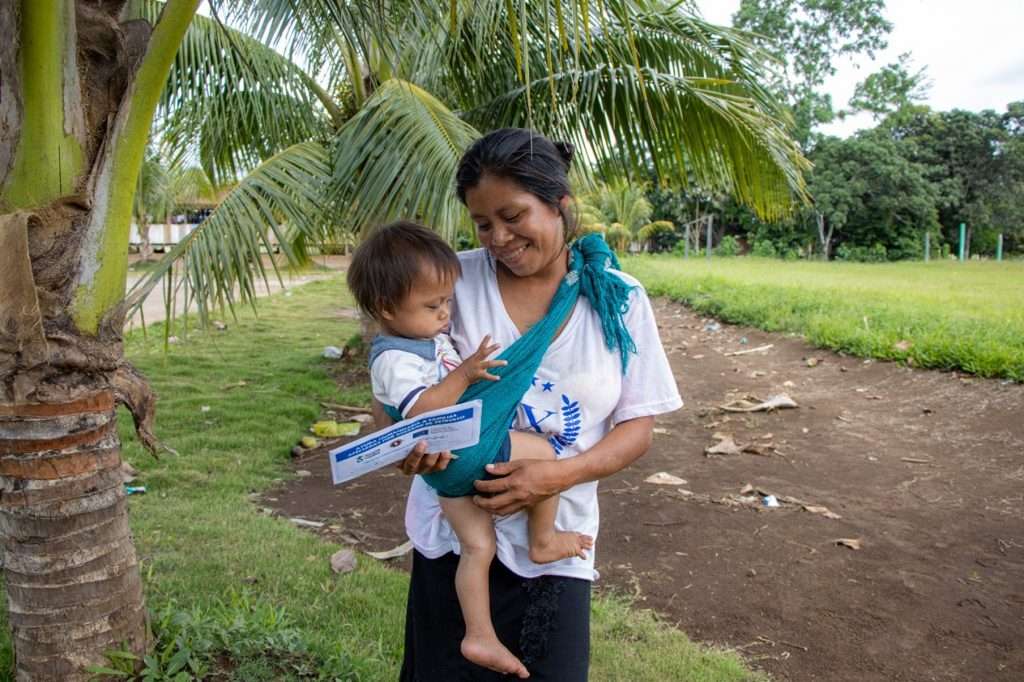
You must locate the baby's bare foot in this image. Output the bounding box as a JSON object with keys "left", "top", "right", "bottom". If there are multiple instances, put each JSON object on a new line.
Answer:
{"left": 529, "top": 532, "right": 593, "bottom": 564}
{"left": 462, "top": 635, "right": 529, "bottom": 678}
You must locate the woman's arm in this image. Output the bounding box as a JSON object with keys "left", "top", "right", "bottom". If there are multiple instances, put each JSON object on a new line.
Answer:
{"left": 471, "top": 416, "right": 655, "bottom": 516}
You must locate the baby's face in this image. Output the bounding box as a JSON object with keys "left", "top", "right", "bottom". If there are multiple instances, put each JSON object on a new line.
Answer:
{"left": 381, "top": 267, "right": 455, "bottom": 340}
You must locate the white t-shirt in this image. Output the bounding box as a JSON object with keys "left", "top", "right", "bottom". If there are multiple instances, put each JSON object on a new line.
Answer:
{"left": 404, "top": 249, "right": 683, "bottom": 581}
{"left": 370, "top": 335, "right": 462, "bottom": 418}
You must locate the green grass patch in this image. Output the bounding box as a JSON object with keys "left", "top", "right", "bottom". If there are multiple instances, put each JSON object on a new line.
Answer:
{"left": 0, "top": 276, "right": 760, "bottom": 681}
{"left": 623, "top": 256, "right": 1024, "bottom": 381}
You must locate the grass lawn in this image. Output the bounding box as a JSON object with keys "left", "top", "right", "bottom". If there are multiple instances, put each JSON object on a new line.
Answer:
{"left": 623, "top": 255, "right": 1024, "bottom": 381}
{"left": 0, "top": 277, "right": 762, "bottom": 681}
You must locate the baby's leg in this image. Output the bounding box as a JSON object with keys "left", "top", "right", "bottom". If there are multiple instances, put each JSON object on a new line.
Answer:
{"left": 438, "top": 495, "right": 528, "bottom": 678}
{"left": 508, "top": 432, "right": 593, "bottom": 564}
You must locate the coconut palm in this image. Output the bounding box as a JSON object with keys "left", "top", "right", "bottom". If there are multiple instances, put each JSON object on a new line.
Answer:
{"left": 130, "top": 0, "right": 810, "bottom": 323}
{"left": 0, "top": 1, "right": 806, "bottom": 677}
{"left": 600, "top": 182, "right": 655, "bottom": 234}
{"left": 134, "top": 148, "right": 215, "bottom": 261}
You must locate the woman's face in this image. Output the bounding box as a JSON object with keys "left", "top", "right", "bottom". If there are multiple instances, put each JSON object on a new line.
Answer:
{"left": 464, "top": 173, "right": 567, "bottom": 278}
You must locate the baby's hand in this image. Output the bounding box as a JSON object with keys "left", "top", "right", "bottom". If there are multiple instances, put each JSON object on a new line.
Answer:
{"left": 459, "top": 335, "right": 507, "bottom": 383}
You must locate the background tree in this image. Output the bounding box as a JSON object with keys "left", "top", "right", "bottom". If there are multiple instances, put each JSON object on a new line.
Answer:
{"left": 847, "top": 52, "right": 931, "bottom": 120}
{"left": 881, "top": 104, "right": 1022, "bottom": 255}
{"left": 808, "top": 133, "right": 939, "bottom": 260}
{"left": 733, "top": 0, "right": 893, "bottom": 148}
{"left": 0, "top": 1, "right": 807, "bottom": 677}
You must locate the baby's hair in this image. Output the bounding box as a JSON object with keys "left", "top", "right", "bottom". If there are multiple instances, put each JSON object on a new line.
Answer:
{"left": 346, "top": 221, "right": 461, "bottom": 320}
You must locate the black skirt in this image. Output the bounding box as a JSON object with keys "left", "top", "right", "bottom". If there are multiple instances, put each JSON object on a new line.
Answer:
{"left": 400, "top": 549, "right": 591, "bottom": 681}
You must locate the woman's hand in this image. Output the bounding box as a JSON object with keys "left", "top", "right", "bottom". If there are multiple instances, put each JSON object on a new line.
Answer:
{"left": 472, "top": 459, "right": 569, "bottom": 516}
{"left": 396, "top": 440, "right": 455, "bottom": 475}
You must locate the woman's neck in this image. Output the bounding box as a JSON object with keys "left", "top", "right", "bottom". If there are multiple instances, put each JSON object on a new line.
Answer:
{"left": 494, "top": 245, "right": 571, "bottom": 333}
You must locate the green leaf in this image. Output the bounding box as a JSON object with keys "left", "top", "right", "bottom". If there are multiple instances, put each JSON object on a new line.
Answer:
{"left": 327, "top": 79, "right": 480, "bottom": 242}
{"left": 84, "top": 665, "right": 131, "bottom": 678}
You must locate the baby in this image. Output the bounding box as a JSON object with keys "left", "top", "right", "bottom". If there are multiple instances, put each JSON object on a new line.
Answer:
{"left": 347, "top": 221, "right": 592, "bottom": 678}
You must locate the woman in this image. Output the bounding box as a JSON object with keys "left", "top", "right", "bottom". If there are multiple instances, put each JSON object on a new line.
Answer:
{"left": 393, "top": 128, "right": 682, "bottom": 680}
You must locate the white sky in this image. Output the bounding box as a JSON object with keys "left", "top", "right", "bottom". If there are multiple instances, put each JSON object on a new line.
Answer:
{"left": 696, "top": 0, "right": 1024, "bottom": 137}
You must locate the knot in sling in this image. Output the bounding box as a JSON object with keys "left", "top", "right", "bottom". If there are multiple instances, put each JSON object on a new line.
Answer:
{"left": 421, "top": 233, "right": 638, "bottom": 497}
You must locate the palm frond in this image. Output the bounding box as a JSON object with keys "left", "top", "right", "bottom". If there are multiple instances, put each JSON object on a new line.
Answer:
{"left": 326, "top": 79, "right": 480, "bottom": 241}
{"left": 127, "top": 0, "right": 333, "bottom": 185}
{"left": 126, "top": 141, "right": 331, "bottom": 326}
{"left": 446, "top": 1, "right": 808, "bottom": 217}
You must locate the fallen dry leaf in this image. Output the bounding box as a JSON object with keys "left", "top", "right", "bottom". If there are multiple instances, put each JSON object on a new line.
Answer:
{"left": 835, "top": 538, "right": 863, "bottom": 550}
{"left": 705, "top": 434, "right": 744, "bottom": 456}
{"left": 365, "top": 540, "right": 414, "bottom": 561}
{"left": 804, "top": 505, "right": 842, "bottom": 520}
{"left": 645, "top": 472, "right": 688, "bottom": 486}
{"left": 719, "top": 394, "right": 799, "bottom": 413}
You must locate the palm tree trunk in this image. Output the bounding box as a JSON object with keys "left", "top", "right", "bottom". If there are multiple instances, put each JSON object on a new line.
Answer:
{"left": 0, "top": 393, "right": 147, "bottom": 681}
{"left": 0, "top": 1, "right": 200, "bottom": 676}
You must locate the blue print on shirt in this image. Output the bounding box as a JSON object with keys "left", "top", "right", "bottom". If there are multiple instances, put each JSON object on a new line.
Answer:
{"left": 520, "top": 377, "right": 581, "bottom": 455}
{"left": 549, "top": 395, "right": 581, "bottom": 454}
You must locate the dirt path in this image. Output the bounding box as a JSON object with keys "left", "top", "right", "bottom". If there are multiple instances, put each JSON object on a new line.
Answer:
{"left": 123, "top": 254, "right": 350, "bottom": 327}
{"left": 264, "top": 298, "right": 1024, "bottom": 681}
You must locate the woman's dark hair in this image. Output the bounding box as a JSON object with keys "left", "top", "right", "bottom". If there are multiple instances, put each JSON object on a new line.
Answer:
{"left": 455, "top": 128, "right": 577, "bottom": 238}
{"left": 346, "top": 220, "right": 461, "bottom": 320}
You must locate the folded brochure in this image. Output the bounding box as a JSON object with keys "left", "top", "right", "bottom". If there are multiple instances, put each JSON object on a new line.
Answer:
{"left": 329, "top": 400, "right": 482, "bottom": 485}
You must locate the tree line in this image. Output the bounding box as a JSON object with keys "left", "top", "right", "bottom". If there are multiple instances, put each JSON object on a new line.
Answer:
{"left": 640, "top": 101, "right": 1024, "bottom": 261}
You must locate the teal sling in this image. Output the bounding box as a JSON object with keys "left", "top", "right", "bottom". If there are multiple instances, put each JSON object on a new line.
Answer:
{"left": 416, "top": 233, "right": 638, "bottom": 497}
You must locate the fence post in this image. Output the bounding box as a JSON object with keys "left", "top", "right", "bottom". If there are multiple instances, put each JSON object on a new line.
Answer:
{"left": 705, "top": 216, "right": 712, "bottom": 261}
{"left": 684, "top": 224, "right": 690, "bottom": 258}
{"left": 958, "top": 223, "right": 966, "bottom": 262}
{"left": 924, "top": 231, "right": 930, "bottom": 262}
{"left": 997, "top": 233, "right": 1004, "bottom": 261}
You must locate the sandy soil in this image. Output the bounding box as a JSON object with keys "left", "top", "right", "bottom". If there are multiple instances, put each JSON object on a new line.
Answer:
{"left": 263, "top": 298, "right": 1024, "bottom": 682}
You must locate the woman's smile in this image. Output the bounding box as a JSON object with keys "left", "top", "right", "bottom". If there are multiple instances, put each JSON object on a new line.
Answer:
{"left": 496, "top": 243, "right": 529, "bottom": 266}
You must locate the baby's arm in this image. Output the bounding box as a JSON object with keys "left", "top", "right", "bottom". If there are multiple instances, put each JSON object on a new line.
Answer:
{"left": 405, "top": 336, "right": 506, "bottom": 417}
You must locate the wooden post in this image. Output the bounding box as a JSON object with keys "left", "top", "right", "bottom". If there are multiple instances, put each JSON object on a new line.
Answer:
{"left": 958, "top": 223, "right": 966, "bottom": 262}
{"left": 705, "top": 216, "right": 712, "bottom": 261}
{"left": 924, "top": 231, "right": 930, "bottom": 262}
{"left": 684, "top": 223, "right": 690, "bottom": 258}
{"left": 997, "top": 233, "right": 1003, "bottom": 261}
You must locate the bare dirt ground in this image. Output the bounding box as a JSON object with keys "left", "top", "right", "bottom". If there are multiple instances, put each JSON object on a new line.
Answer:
{"left": 264, "top": 298, "right": 1024, "bottom": 682}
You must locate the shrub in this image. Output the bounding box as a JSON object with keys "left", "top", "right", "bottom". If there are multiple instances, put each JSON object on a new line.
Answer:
{"left": 637, "top": 220, "right": 678, "bottom": 253}
{"left": 716, "top": 235, "right": 740, "bottom": 257}
{"left": 750, "top": 240, "right": 778, "bottom": 258}
{"left": 836, "top": 242, "right": 888, "bottom": 262}
{"left": 606, "top": 223, "right": 631, "bottom": 253}
{"left": 576, "top": 222, "right": 606, "bottom": 237}
{"left": 890, "top": 234, "right": 925, "bottom": 260}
